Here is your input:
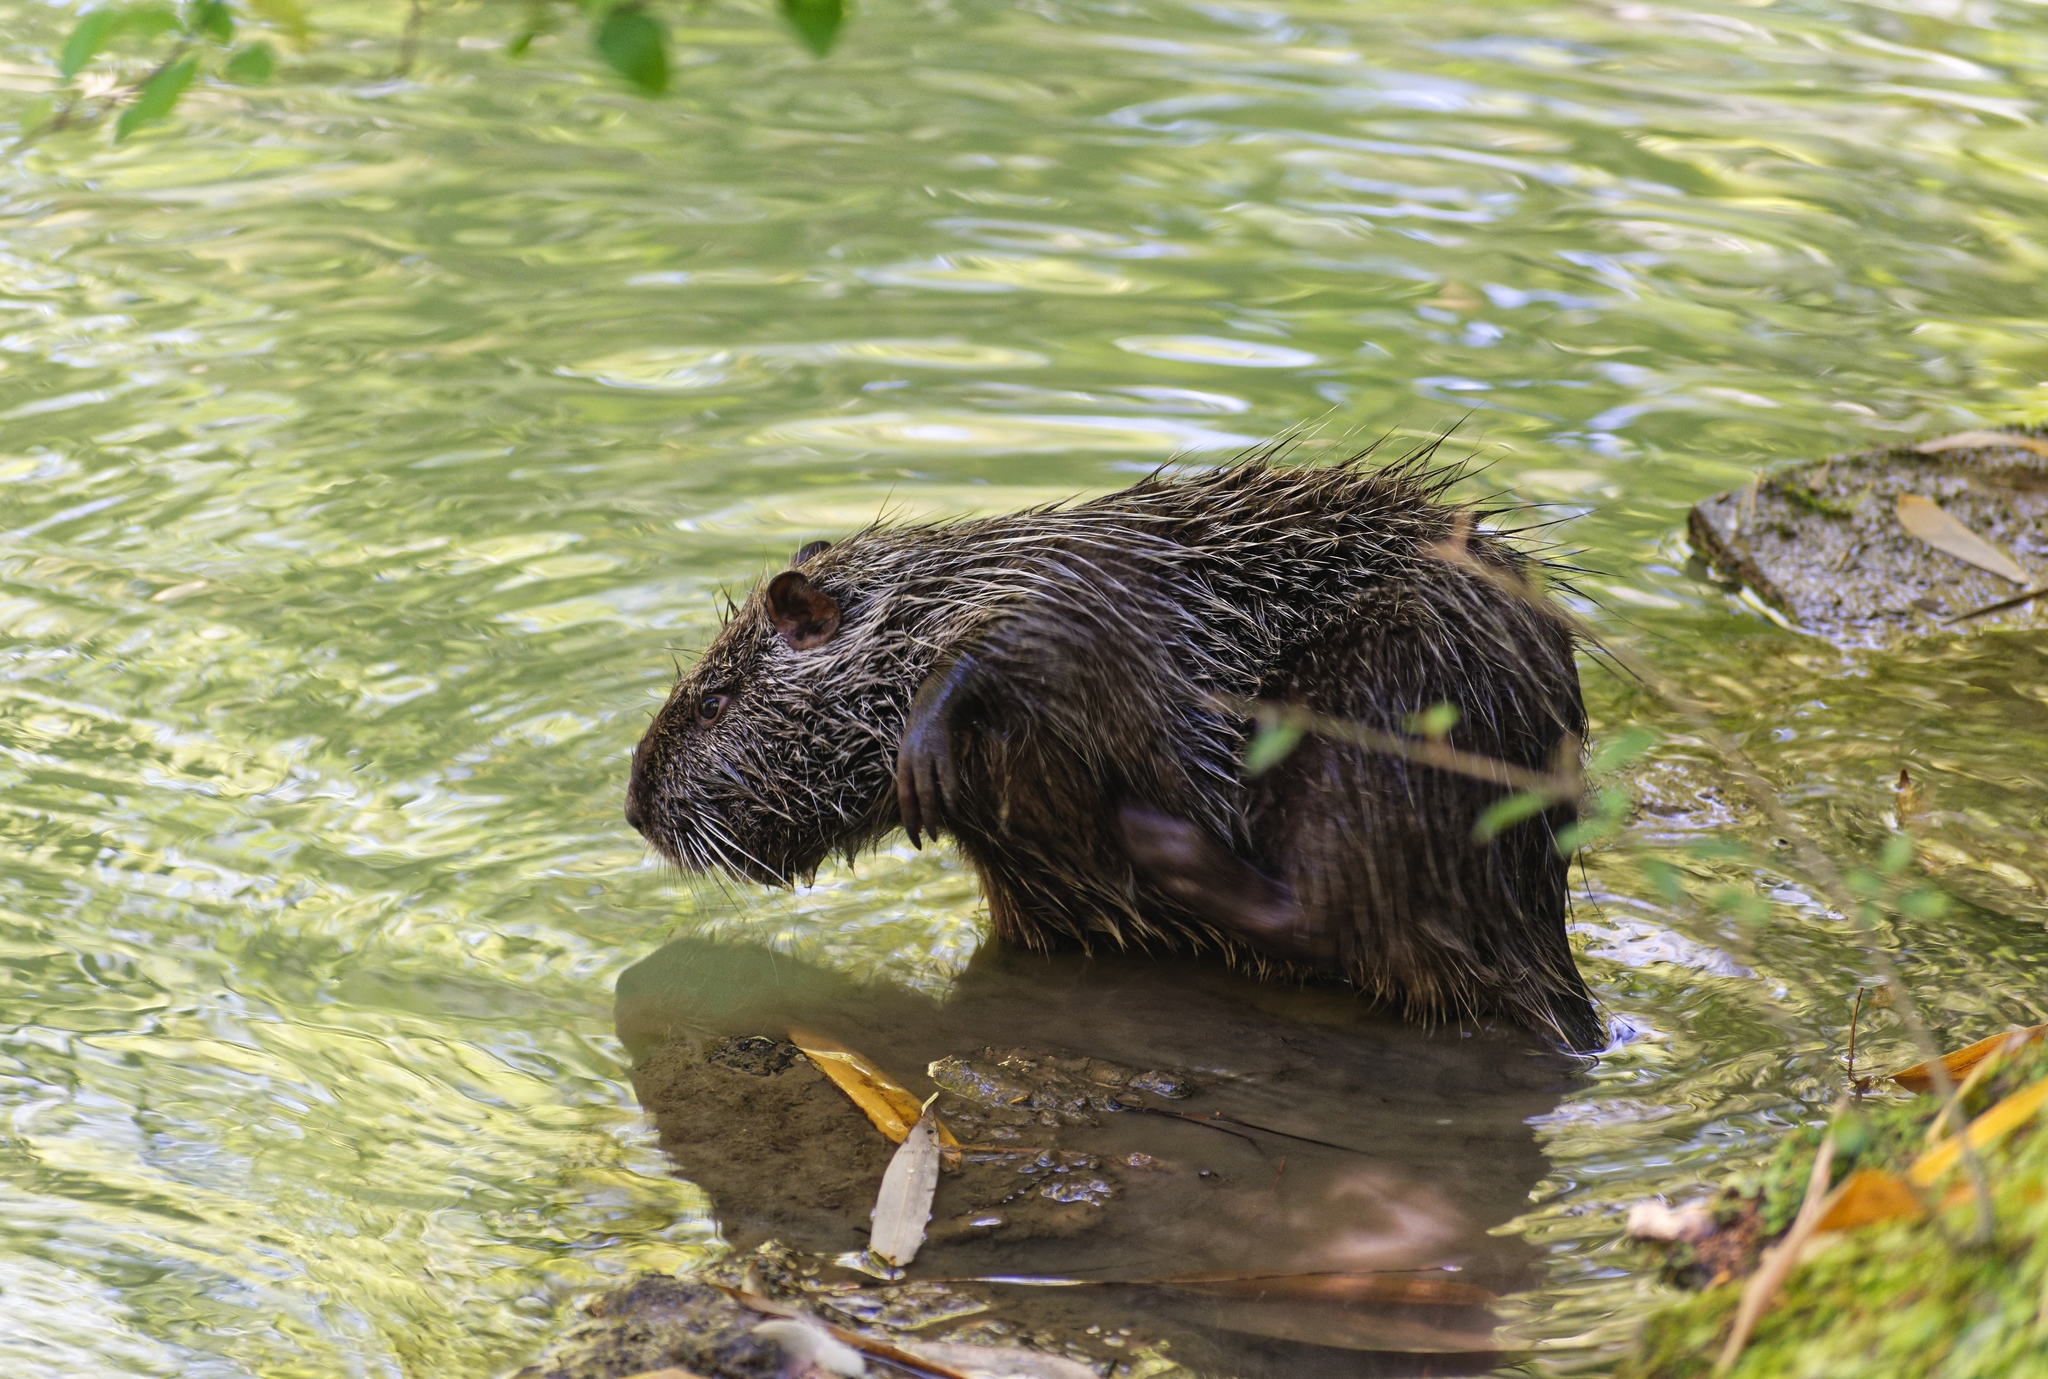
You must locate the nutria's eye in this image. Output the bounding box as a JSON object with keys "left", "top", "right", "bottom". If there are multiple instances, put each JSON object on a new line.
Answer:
{"left": 694, "top": 692, "right": 729, "bottom": 727}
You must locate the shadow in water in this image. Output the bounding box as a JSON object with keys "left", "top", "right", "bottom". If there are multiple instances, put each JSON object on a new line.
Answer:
{"left": 615, "top": 937, "right": 1579, "bottom": 1377}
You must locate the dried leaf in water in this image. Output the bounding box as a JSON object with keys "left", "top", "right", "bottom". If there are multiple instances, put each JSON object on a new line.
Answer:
{"left": 717, "top": 1286, "right": 976, "bottom": 1379}
{"left": 789, "top": 1028, "right": 960, "bottom": 1153}
{"left": 1914, "top": 430, "right": 2048, "bottom": 459}
{"left": 1894, "top": 494, "right": 2032, "bottom": 585}
{"left": 1891, "top": 1025, "right": 2046, "bottom": 1094}
{"left": 1812, "top": 1169, "right": 1922, "bottom": 1232}
{"left": 1908, "top": 1073, "right": 2048, "bottom": 1188}
{"left": 618, "top": 1370, "right": 713, "bottom": 1379}
{"left": 752, "top": 1319, "right": 867, "bottom": 1378}
{"left": 871, "top": 1114, "right": 942, "bottom": 1267}
{"left": 1892, "top": 769, "right": 1923, "bottom": 827}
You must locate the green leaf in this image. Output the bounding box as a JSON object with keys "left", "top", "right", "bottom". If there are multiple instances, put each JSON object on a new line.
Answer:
{"left": 224, "top": 40, "right": 273, "bottom": 82}
{"left": 1553, "top": 792, "right": 1628, "bottom": 854}
{"left": 127, "top": 5, "right": 184, "bottom": 40}
{"left": 1404, "top": 702, "right": 1460, "bottom": 741}
{"left": 1589, "top": 725, "right": 1658, "bottom": 774}
{"left": 63, "top": 3, "right": 183, "bottom": 77}
{"left": 246, "top": 0, "right": 309, "bottom": 44}
{"left": 1878, "top": 830, "right": 1914, "bottom": 876}
{"left": 780, "top": 0, "right": 844, "bottom": 57}
{"left": 1473, "top": 789, "right": 1551, "bottom": 843}
{"left": 1642, "top": 858, "right": 1689, "bottom": 905}
{"left": 60, "top": 11, "right": 118, "bottom": 79}
{"left": 1707, "top": 883, "right": 1772, "bottom": 926}
{"left": 593, "top": 6, "right": 668, "bottom": 93}
{"left": 186, "top": 0, "right": 232, "bottom": 42}
{"left": 16, "top": 93, "right": 58, "bottom": 136}
{"left": 1898, "top": 886, "right": 1950, "bottom": 920}
{"left": 114, "top": 53, "right": 197, "bottom": 140}
{"left": 1553, "top": 816, "right": 1615, "bottom": 855}
{"left": 1686, "top": 838, "right": 1753, "bottom": 862}
{"left": 1243, "top": 720, "right": 1302, "bottom": 776}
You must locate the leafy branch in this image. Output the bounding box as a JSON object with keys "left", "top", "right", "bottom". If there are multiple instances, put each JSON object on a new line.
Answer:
{"left": 16, "top": 0, "right": 848, "bottom": 148}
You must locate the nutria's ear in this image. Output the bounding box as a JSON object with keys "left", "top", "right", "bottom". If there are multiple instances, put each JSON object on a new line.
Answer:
{"left": 766, "top": 571, "right": 840, "bottom": 650}
{"left": 793, "top": 539, "right": 831, "bottom": 565}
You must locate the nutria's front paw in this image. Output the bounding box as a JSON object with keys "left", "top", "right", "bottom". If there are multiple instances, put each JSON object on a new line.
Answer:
{"left": 895, "top": 653, "right": 980, "bottom": 847}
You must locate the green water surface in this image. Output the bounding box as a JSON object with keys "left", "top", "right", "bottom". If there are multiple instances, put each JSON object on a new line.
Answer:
{"left": 2, "top": 0, "right": 2046, "bottom": 1373}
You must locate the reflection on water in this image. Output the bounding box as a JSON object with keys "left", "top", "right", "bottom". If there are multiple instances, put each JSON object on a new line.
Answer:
{"left": 0, "top": 0, "right": 2046, "bottom": 1372}
{"left": 617, "top": 937, "right": 1570, "bottom": 1375}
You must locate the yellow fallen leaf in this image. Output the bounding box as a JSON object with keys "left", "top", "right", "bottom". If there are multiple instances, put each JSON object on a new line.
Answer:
{"left": 1908, "top": 1074, "right": 2048, "bottom": 1188}
{"left": 787, "top": 1027, "right": 960, "bottom": 1153}
{"left": 1914, "top": 430, "right": 2048, "bottom": 459}
{"left": 1891, "top": 1025, "right": 2046, "bottom": 1094}
{"left": 1895, "top": 494, "right": 2033, "bottom": 585}
{"left": 1812, "top": 1168, "right": 1922, "bottom": 1232}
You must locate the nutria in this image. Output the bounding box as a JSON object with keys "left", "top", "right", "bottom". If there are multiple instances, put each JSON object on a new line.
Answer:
{"left": 625, "top": 451, "right": 1603, "bottom": 1050}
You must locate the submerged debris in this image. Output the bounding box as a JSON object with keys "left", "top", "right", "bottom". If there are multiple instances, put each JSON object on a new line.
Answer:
{"left": 928, "top": 1048, "right": 1196, "bottom": 1129}
{"left": 512, "top": 1276, "right": 786, "bottom": 1379}
{"left": 1689, "top": 430, "right": 2048, "bottom": 645}
{"left": 512, "top": 1247, "right": 1163, "bottom": 1379}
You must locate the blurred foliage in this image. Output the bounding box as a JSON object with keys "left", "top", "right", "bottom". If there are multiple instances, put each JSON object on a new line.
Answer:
{"left": 1621, "top": 1038, "right": 2048, "bottom": 1379}
{"left": 16, "top": 0, "right": 846, "bottom": 145}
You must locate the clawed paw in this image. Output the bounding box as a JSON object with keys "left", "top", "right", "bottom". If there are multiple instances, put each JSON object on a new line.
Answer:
{"left": 895, "top": 654, "right": 980, "bottom": 847}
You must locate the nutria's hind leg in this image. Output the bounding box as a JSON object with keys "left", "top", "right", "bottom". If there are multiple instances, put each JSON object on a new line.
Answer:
{"left": 1249, "top": 582, "right": 1605, "bottom": 1053}
{"left": 1119, "top": 806, "right": 1329, "bottom": 963}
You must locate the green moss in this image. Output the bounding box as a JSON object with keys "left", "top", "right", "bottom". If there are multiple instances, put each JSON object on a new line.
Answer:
{"left": 1620, "top": 1041, "right": 2048, "bottom": 1379}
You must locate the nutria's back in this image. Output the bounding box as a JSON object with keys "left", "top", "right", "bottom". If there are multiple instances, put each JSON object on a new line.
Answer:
{"left": 627, "top": 455, "right": 1601, "bottom": 1050}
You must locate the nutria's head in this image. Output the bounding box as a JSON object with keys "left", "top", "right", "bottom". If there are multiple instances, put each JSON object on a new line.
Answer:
{"left": 625, "top": 542, "right": 912, "bottom": 884}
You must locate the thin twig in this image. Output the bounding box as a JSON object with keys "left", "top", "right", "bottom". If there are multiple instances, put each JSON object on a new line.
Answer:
{"left": 1715, "top": 1114, "right": 1839, "bottom": 1373}
{"left": 1847, "top": 985, "right": 1865, "bottom": 1098}
{"left": 1424, "top": 527, "right": 1999, "bottom": 1243}
{"left": 396, "top": 0, "right": 427, "bottom": 76}
{"left": 1111, "top": 1100, "right": 1373, "bottom": 1155}
{"left": 1207, "top": 692, "right": 1580, "bottom": 801}
{"left": 1945, "top": 585, "right": 2046, "bottom": 624}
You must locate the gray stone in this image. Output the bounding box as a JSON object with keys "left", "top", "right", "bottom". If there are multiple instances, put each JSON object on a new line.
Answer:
{"left": 1689, "top": 430, "right": 2048, "bottom": 647}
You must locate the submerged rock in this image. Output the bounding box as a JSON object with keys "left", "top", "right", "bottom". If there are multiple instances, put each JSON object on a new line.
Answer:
{"left": 516, "top": 1260, "right": 1111, "bottom": 1379}
{"left": 1688, "top": 430, "right": 2048, "bottom": 646}
{"left": 513, "top": 1276, "right": 784, "bottom": 1379}
{"left": 928, "top": 1047, "right": 1196, "bottom": 1128}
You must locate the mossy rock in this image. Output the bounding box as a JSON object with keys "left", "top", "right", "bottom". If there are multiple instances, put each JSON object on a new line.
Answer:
{"left": 1620, "top": 1037, "right": 2048, "bottom": 1379}
{"left": 1689, "top": 431, "right": 2048, "bottom": 646}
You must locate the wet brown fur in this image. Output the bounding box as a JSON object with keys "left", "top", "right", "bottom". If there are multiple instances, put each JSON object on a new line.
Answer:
{"left": 626, "top": 447, "right": 1604, "bottom": 1051}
